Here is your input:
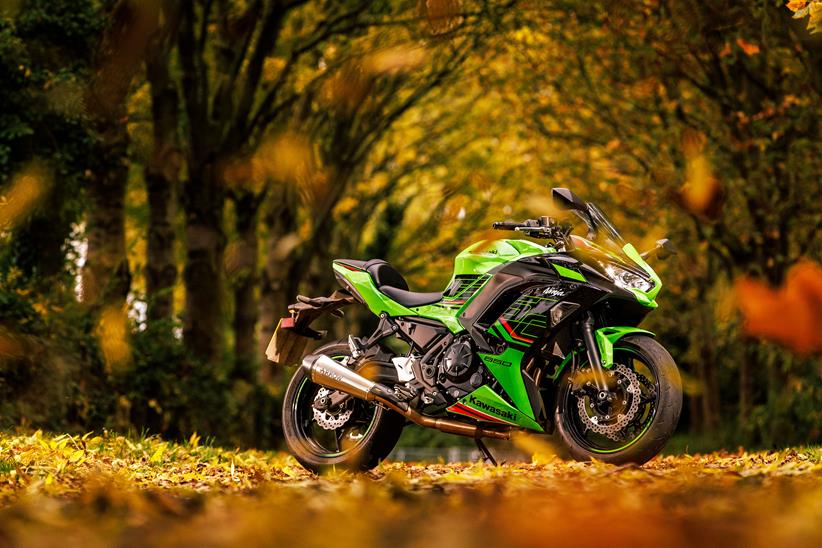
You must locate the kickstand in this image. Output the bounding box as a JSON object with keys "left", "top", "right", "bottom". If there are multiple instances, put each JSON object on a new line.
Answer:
{"left": 475, "top": 437, "right": 498, "bottom": 466}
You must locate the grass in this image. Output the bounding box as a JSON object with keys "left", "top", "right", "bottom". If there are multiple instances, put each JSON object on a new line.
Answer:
{"left": 0, "top": 430, "right": 820, "bottom": 546}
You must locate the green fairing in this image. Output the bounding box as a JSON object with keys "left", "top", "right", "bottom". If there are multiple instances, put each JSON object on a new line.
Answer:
{"left": 408, "top": 303, "right": 464, "bottom": 332}
{"left": 553, "top": 263, "right": 587, "bottom": 282}
{"left": 334, "top": 239, "right": 549, "bottom": 334}
{"left": 332, "top": 263, "right": 413, "bottom": 317}
{"left": 455, "top": 385, "right": 543, "bottom": 431}
{"left": 477, "top": 347, "right": 535, "bottom": 419}
{"left": 453, "top": 239, "right": 547, "bottom": 275}
{"left": 594, "top": 326, "right": 654, "bottom": 368}
{"left": 622, "top": 243, "right": 662, "bottom": 308}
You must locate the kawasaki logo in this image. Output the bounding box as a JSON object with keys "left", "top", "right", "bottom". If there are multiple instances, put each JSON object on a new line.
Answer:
{"left": 467, "top": 395, "right": 518, "bottom": 422}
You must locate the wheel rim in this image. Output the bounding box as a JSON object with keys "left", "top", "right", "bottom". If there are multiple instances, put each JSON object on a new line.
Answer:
{"left": 561, "top": 345, "right": 660, "bottom": 454}
{"left": 291, "top": 355, "right": 379, "bottom": 458}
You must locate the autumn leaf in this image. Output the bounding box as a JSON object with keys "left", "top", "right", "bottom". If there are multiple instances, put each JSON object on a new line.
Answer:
{"left": 735, "top": 260, "right": 822, "bottom": 354}
{"left": 0, "top": 163, "right": 50, "bottom": 229}
{"left": 675, "top": 129, "right": 722, "bottom": 217}
{"left": 95, "top": 305, "right": 132, "bottom": 373}
{"left": 736, "top": 38, "right": 761, "bottom": 56}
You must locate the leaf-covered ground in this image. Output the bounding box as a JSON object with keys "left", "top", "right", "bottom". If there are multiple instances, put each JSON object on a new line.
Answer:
{"left": 0, "top": 431, "right": 821, "bottom": 547}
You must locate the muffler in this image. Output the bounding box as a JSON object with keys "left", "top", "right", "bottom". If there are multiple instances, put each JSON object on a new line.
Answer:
{"left": 301, "top": 354, "right": 510, "bottom": 440}
{"left": 302, "top": 354, "right": 405, "bottom": 408}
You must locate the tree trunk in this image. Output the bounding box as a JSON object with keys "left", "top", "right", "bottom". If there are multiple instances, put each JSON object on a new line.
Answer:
{"left": 258, "top": 186, "right": 299, "bottom": 382}
{"left": 231, "top": 192, "right": 262, "bottom": 382}
{"left": 739, "top": 345, "right": 754, "bottom": 429}
{"left": 82, "top": 131, "right": 131, "bottom": 308}
{"left": 182, "top": 163, "right": 225, "bottom": 363}
{"left": 81, "top": 0, "right": 158, "bottom": 308}
{"left": 145, "top": 33, "right": 180, "bottom": 325}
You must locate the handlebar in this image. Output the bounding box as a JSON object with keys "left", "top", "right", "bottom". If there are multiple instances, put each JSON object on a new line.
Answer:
{"left": 491, "top": 216, "right": 573, "bottom": 242}
{"left": 491, "top": 221, "right": 523, "bottom": 230}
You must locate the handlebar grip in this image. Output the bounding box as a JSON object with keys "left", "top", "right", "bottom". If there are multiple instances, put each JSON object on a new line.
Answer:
{"left": 492, "top": 221, "right": 521, "bottom": 230}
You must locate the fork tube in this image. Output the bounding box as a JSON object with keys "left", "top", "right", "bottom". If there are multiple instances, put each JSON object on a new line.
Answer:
{"left": 581, "top": 313, "right": 609, "bottom": 391}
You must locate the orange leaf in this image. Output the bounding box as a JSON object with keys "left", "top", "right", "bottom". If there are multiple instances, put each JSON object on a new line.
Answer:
{"left": 735, "top": 260, "right": 822, "bottom": 354}
{"left": 736, "top": 38, "right": 760, "bottom": 56}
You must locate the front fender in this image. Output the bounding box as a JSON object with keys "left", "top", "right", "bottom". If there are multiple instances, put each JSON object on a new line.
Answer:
{"left": 595, "top": 326, "right": 654, "bottom": 369}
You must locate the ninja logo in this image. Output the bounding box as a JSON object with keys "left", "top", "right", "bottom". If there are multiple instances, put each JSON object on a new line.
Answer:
{"left": 541, "top": 286, "right": 567, "bottom": 298}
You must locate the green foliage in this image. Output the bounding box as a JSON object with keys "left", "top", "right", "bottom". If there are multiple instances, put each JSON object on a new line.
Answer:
{"left": 0, "top": 0, "right": 101, "bottom": 281}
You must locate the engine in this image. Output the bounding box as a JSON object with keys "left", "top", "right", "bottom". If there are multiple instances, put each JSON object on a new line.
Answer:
{"left": 429, "top": 336, "right": 484, "bottom": 401}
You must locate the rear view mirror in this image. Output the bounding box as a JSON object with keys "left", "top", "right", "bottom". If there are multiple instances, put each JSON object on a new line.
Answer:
{"left": 641, "top": 238, "right": 678, "bottom": 260}
{"left": 552, "top": 188, "right": 588, "bottom": 214}
{"left": 552, "top": 188, "right": 595, "bottom": 239}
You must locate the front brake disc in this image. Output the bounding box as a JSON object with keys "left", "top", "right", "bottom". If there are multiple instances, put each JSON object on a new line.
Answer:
{"left": 576, "top": 364, "right": 641, "bottom": 441}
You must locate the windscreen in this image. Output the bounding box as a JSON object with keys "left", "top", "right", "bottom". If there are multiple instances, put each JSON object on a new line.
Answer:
{"left": 586, "top": 203, "right": 623, "bottom": 244}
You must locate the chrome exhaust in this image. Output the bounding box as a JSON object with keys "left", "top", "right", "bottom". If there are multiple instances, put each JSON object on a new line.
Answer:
{"left": 302, "top": 354, "right": 376, "bottom": 400}
{"left": 301, "top": 354, "right": 510, "bottom": 441}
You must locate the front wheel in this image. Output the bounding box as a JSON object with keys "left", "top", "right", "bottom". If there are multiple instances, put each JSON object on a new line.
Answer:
{"left": 555, "top": 335, "right": 682, "bottom": 465}
{"left": 282, "top": 342, "right": 405, "bottom": 473}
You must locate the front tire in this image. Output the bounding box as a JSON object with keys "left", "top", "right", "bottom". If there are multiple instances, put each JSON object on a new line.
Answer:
{"left": 282, "top": 341, "right": 405, "bottom": 473}
{"left": 555, "top": 335, "right": 682, "bottom": 465}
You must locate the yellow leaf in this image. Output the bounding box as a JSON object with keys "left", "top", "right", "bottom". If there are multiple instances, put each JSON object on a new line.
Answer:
{"left": 150, "top": 446, "right": 165, "bottom": 463}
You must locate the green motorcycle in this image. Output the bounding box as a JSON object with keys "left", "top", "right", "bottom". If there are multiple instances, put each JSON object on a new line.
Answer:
{"left": 269, "top": 188, "right": 682, "bottom": 471}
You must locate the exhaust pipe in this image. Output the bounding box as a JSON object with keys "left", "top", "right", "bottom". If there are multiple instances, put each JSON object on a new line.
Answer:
{"left": 302, "top": 354, "right": 510, "bottom": 440}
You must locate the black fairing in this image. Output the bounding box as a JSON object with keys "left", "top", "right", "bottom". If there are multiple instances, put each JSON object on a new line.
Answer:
{"left": 457, "top": 253, "right": 652, "bottom": 355}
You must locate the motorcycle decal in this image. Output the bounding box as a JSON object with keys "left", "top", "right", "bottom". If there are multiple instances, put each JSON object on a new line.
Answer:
{"left": 447, "top": 402, "right": 510, "bottom": 424}
{"left": 448, "top": 385, "right": 543, "bottom": 430}
{"left": 498, "top": 318, "right": 535, "bottom": 344}
{"left": 477, "top": 348, "right": 536, "bottom": 421}
{"left": 553, "top": 263, "right": 587, "bottom": 282}
{"left": 432, "top": 274, "right": 491, "bottom": 310}
{"left": 489, "top": 290, "right": 555, "bottom": 346}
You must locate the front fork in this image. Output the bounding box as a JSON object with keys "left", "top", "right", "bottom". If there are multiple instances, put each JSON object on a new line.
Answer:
{"left": 581, "top": 313, "right": 610, "bottom": 392}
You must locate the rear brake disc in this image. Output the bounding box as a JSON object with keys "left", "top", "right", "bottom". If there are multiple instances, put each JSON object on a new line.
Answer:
{"left": 312, "top": 387, "right": 353, "bottom": 430}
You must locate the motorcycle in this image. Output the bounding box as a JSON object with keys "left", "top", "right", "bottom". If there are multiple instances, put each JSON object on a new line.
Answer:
{"left": 268, "top": 188, "right": 682, "bottom": 471}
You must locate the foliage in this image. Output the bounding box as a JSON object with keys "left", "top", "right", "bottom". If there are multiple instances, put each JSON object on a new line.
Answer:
{"left": 0, "top": 430, "right": 820, "bottom": 545}
{"left": 0, "top": 0, "right": 101, "bottom": 281}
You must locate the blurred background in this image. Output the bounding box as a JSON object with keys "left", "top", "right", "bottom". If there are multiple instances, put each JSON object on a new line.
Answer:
{"left": 0, "top": 0, "right": 820, "bottom": 454}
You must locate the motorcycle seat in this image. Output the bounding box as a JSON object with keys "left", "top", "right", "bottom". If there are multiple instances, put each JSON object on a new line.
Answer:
{"left": 336, "top": 258, "right": 442, "bottom": 307}
{"left": 379, "top": 286, "right": 443, "bottom": 307}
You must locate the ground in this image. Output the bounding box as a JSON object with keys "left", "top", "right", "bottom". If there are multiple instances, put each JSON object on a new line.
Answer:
{"left": 0, "top": 431, "right": 820, "bottom": 547}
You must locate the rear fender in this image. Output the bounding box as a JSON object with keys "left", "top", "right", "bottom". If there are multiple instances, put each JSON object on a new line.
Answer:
{"left": 265, "top": 290, "right": 356, "bottom": 366}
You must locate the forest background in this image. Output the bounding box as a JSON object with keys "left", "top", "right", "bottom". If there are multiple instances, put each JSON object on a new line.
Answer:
{"left": 0, "top": 0, "right": 821, "bottom": 452}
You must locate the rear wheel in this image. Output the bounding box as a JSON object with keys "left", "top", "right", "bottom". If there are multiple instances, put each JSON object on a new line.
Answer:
{"left": 282, "top": 342, "right": 405, "bottom": 472}
{"left": 555, "top": 335, "right": 682, "bottom": 465}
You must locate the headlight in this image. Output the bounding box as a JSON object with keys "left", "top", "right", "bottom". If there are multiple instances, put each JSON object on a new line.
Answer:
{"left": 602, "top": 263, "right": 654, "bottom": 293}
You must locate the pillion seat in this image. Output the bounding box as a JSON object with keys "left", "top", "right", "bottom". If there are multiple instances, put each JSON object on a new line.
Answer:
{"left": 335, "top": 259, "right": 443, "bottom": 307}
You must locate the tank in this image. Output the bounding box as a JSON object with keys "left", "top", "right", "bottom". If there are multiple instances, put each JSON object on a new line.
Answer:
{"left": 452, "top": 239, "right": 550, "bottom": 276}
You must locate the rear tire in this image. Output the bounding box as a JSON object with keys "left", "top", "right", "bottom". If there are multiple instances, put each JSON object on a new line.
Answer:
{"left": 555, "top": 335, "right": 682, "bottom": 465}
{"left": 282, "top": 341, "right": 405, "bottom": 473}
